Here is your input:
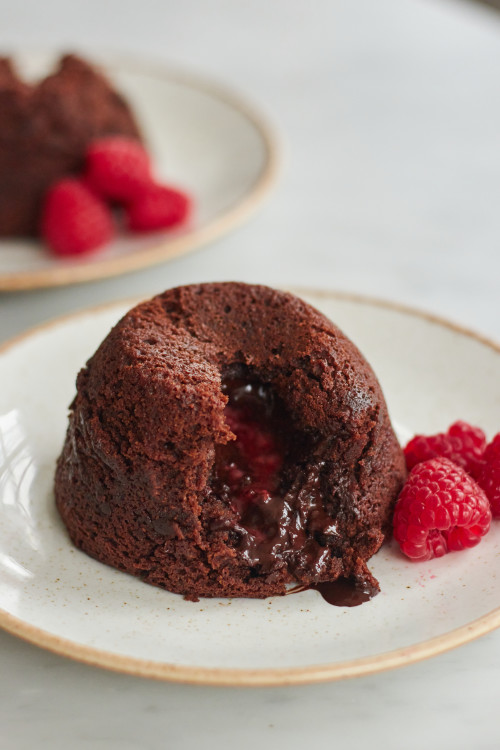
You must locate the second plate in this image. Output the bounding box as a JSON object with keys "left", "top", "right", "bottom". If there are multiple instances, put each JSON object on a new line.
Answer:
{"left": 0, "top": 52, "right": 278, "bottom": 291}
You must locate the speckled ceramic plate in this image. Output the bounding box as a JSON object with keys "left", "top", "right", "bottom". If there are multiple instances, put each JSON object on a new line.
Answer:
{"left": 0, "top": 289, "right": 500, "bottom": 686}
{"left": 0, "top": 52, "right": 278, "bottom": 291}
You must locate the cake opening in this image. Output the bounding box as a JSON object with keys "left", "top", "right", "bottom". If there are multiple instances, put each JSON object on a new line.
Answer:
{"left": 212, "top": 371, "right": 344, "bottom": 581}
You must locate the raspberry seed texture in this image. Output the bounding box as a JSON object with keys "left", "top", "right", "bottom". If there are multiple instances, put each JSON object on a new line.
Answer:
{"left": 404, "top": 420, "right": 487, "bottom": 476}
{"left": 393, "top": 457, "right": 491, "bottom": 561}
{"left": 476, "top": 434, "right": 500, "bottom": 518}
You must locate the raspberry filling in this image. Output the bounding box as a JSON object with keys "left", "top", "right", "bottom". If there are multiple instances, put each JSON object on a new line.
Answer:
{"left": 212, "top": 375, "right": 341, "bottom": 579}
{"left": 217, "top": 377, "right": 291, "bottom": 550}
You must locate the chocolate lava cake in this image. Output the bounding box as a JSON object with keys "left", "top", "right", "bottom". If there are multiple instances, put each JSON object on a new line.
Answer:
{"left": 0, "top": 54, "right": 141, "bottom": 236}
{"left": 55, "top": 283, "right": 406, "bottom": 600}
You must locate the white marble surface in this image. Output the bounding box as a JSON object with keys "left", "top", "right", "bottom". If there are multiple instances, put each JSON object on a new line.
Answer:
{"left": 1, "top": 0, "right": 500, "bottom": 747}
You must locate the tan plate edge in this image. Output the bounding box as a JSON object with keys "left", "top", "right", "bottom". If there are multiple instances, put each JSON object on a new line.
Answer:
{"left": 0, "top": 287, "right": 500, "bottom": 686}
{"left": 2, "top": 604, "right": 500, "bottom": 687}
{"left": 0, "top": 54, "right": 280, "bottom": 292}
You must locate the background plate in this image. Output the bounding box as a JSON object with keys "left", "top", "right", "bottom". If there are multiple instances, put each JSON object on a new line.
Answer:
{"left": 0, "top": 289, "right": 499, "bottom": 685}
{"left": 0, "top": 52, "right": 278, "bottom": 291}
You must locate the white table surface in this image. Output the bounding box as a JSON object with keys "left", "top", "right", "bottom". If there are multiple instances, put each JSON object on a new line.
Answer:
{"left": 1, "top": 0, "right": 500, "bottom": 747}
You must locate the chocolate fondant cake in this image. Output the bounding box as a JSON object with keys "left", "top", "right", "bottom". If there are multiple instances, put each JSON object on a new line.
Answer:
{"left": 55, "top": 283, "right": 406, "bottom": 600}
{"left": 0, "top": 54, "right": 141, "bottom": 236}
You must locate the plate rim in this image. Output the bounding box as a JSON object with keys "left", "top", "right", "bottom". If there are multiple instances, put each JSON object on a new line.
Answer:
{"left": 1, "top": 288, "right": 500, "bottom": 686}
{"left": 0, "top": 51, "right": 280, "bottom": 292}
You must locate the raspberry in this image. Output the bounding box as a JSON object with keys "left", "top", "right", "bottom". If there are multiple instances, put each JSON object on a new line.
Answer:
{"left": 126, "top": 184, "right": 191, "bottom": 232}
{"left": 40, "top": 179, "right": 114, "bottom": 257}
{"left": 84, "top": 136, "right": 152, "bottom": 202}
{"left": 404, "top": 421, "right": 486, "bottom": 476}
{"left": 476, "top": 434, "right": 500, "bottom": 518}
{"left": 393, "top": 457, "right": 491, "bottom": 561}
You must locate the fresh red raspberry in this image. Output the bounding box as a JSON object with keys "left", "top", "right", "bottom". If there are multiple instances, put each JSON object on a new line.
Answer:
{"left": 84, "top": 136, "right": 152, "bottom": 202}
{"left": 475, "top": 434, "right": 500, "bottom": 518}
{"left": 404, "top": 421, "right": 486, "bottom": 476}
{"left": 126, "top": 184, "right": 191, "bottom": 232}
{"left": 393, "top": 457, "right": 491, "bottom": 561}
{"left": 40, "top": 179, "right": 114, "bottom": 257}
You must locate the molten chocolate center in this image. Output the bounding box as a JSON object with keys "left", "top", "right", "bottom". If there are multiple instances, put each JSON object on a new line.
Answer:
{"left": 213, "top": 375, "right": 341, "bottom": 581}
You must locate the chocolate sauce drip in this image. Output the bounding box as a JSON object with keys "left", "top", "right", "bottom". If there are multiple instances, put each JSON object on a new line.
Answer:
{"left": 310, "top": 577, "right": 378, "bottom": 607}
{"left": 212, "top": 375, "right": 343, "bottom": 580}
{"left": 289, "top": 576, "right": 379, "bottom": 607}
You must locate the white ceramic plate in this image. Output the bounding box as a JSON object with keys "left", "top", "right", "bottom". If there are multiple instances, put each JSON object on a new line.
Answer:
{"left": 0, "top": 52, "right": 278, "bottom": 291}
{"left": 1, "top": 289, "right": 500, "bottom": 686}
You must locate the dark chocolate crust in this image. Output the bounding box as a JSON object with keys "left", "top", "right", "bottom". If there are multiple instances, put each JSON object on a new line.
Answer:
{"left": 0, "top": 54, "right": 141, "bottom": 236}
{"left": 55, "top": 283, "right": 406, "bottom": 599}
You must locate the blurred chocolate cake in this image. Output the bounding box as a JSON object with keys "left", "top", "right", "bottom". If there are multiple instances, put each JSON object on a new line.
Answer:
{"left": 0, "top": 54, "right": 142, "bottom": 236}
